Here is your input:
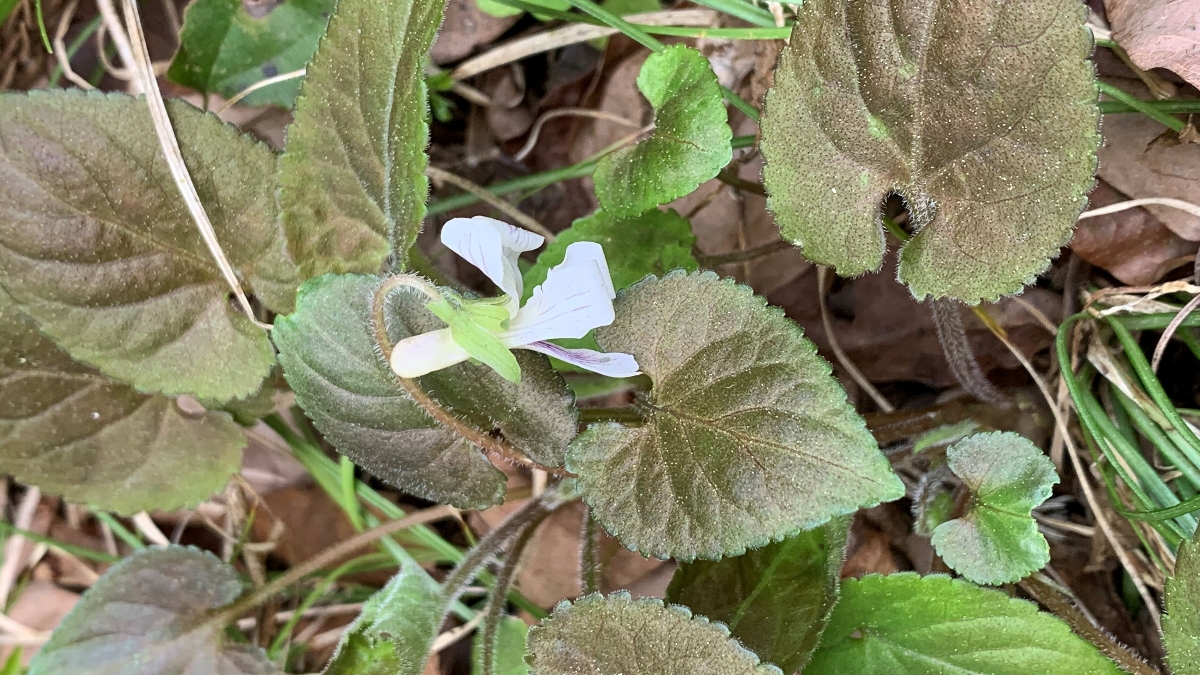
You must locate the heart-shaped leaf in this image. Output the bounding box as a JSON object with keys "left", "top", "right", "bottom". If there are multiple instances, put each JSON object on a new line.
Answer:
{"left": 593, "top": 45, "right": 733, "bottom": 218}
{"left": 167, "top": 0, "right": 335, "bottom": 108}
{"left": 279, "top": 0, "right": 445, "bottom": 278}
{"left": 1165, "top": 535, "right": 1200, "bottom": 675}
{"left": 666, "top": 517, "right": 849, "bottom": 674}
{"left": 273, "top": 274, "right": 578, "bottom": 509}
{"left": 567, "top": 271, "right": 903, "bottom": 560}
{"left": 27, "top": 547, "right": 277, "bottom": 675}
{"left": 324, "top": 560, "right": 442, "bottom": 675}
{"left": 525, "top": 593, "right": 779, "bottom": 675}
{"left": 0, "top": 90, "right": 293, "bottom": 401}
{"left": 761, "top": 0, "right": 1100, "bottom": 303}
{"left": 0, "top": 291, "right": 245, "bottom": 513}
{"left": 805, "top": 573, "right": 1122, "bottom": 675}
{"left": 930, "top": 431, "right": 1057, "bottom": 585}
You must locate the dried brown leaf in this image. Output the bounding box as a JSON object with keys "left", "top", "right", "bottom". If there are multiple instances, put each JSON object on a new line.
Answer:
{"left": 1105, "top": 0, "right": 1200, "bottom": 89}
{"left": 1071, "top": 180, "right": 1196, "bottom": 285}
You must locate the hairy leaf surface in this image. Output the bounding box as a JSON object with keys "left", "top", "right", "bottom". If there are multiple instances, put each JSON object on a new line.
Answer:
{"left": 567, "top": 272, "right": 903, "bottom": 560}
{"left": 279, "top": 0, "right": 445, "bottom": 277}
{"left": 667, "top": 517, "right": 849, "bottom": 673}
{"left": 0, "top": 291, "right": 245, "bottom": 513}
{"left": 594, "top": 45, "right": 732, "bottom": 218}
{"left": 1165, "top": 536, "right": 1200, "bottom": 675}
{"left": 472, "top": 616, "right": 530, "bottom": 675}
{"left": 324, "top": 561, "right": 441, "bottom": 675}
{"left": 27, "top": 547, "right": 277, "bottom": 675}
{"left": 761, "top": 0, "right": 1099, "bottom": 302}
{"left": 931, "top": 431, "right": 1057, "bottom": 584}
{"left": 806, "top": 574, "right": 1122, "bottom": 675}
{"left": 168, "top": 0, "right": 334, "bottom": 108}
{"left": 526, "top": 593, "right": 779, "bottom": 675}
{"left": 273, "top": 274, "right": 577, "bottom": 509}
{"left": 0, "top": 90, "right": 293, "bottom": 400}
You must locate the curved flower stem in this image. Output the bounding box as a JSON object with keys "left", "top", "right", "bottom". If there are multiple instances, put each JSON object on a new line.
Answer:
{"left": 371, "top": 275, "right": 576, "bottom": 477}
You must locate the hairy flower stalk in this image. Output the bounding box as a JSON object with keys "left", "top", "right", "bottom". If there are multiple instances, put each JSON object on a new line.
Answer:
{"left": 389, "top": 216, "right": 640, "bottom": 382}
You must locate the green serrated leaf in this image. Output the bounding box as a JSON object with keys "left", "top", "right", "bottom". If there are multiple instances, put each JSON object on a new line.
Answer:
{"left": 273, "top": 274, "right": 577, "bottom": 509}
{"left": 930, "top": 431, "right": 1057, "bottom": 585}
{"left": 761, "top": 0, "right": 1100, "bottom": 303}
{"left": 279, "top": 0, "right": 445, "bottom": 278}
{"left": 28, "top": 547, "right": 277, "bottom": 675}
{"left": 0, "top": 291, "right": 245, "bottom": 514}
{"left": 324, "top": 560, "right": 441, "bottom": 675}
{"left": 1164, "top": 536, "right": 1200, "bottom": 675}
{"left": 806, "top": 573, "right": 1122, "bottom": 675}
{"left": 567, "top": 271, "right": 903, "bottom": 560}
{"left": 167, "top": 0, "right": 334, "bottom": 108}
{"left": 666, "top": 517, "right": 849, "bottom": 673}
{"left": 526, "top": 593, "right": 780, "bottom": 675}
{"left": 593, "top": 45, "right": 733, "bottom": 218}
{"left": 522, "top": 209, "right": 698, "bottom": 301}
{"left": 0, "top": 90, "right": 293, "bottom": 401}
{"left": 472, "top": 616, "right": 530, "bottom": 675}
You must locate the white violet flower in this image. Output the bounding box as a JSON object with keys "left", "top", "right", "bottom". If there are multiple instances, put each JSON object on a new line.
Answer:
{"left": 389, "top": 216, "right": 641, "bottom": 382}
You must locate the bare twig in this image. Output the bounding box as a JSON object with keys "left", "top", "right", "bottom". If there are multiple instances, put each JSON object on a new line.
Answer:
{"left": 987, "top": 320, "right": 1163, "bottom": 632}
{"left": 213, "top": 505, "right": 458, "bottom": 624}
{"left": 132, "top": 512, "right": 170, "bottom": 547}
{"left": 1079, "top": 198, "right": 1200, "bottom": 221}
{"left": 52, "top": 0, "right": 92, "bottom": 89}
{"left": 817, "top": 266, "right": 894, "bottom": 412}
{"left": 119, "top": 0, "right": 270, "bottom": 329}
{"left": 514, "top": 108, "right": 640, "bottom": 162}
{"left": 425, "top": 166, "right": 555, "bottom": 241}
{"left": 216, "top": 69, "right": 307, "bottom": 114}
{"left": 450, "top": 9, "right": 717, "bottom": 80}
{"left": 0, "top": 487, "right": 41, "bottom": 608}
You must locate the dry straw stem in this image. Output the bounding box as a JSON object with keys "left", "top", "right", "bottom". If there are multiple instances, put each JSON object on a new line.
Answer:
{"left": 451, "top": 8, "right": 718, "bottom": 80}
{"left": 52, "top": 0, "right": 91, "bottom": 89}
{"left": 514, "top": 108, "right": 641, "bottom": 162}
{"left": 216, "top": 68, "right": 307, "bottom": 114}
{"left": 118, "top": 0, "right": 270, "bottom": 330}
{"left": 425, "top": 166, "right": 555, "bottom": 241}
{"left": 980, "top": 308, "right": 1163, "bottom": 632}
{"left": 817, "top": 266, "right": 894, "bottom": 412}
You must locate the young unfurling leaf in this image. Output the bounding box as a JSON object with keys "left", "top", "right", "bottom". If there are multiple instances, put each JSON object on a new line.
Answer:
{"left": 593, "top": 45, "right": 733, "bottom": 218}
{"left": 761, "top": 0, "right": 1100, "bottom": 303}
{"left": 930, "top": 432, "right": 1057, "bottom": 585}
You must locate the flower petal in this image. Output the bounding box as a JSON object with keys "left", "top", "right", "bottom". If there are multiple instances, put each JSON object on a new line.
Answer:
{"left": 440, "top": 216, "right": 543, "bottom": 309}
{"left": 501, "top": 257, "right": 615, "bottom": 345}
{"left": 390, "top": 328, "right": 471, "bottom": 378}
{"left": 560, "top": 241, "right": 615, "bottom": 299}
{"left": 524, "top": 341, "right": 641, "bottom": 378}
